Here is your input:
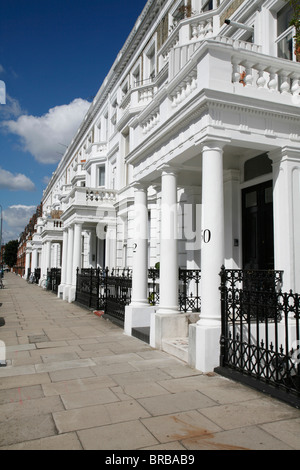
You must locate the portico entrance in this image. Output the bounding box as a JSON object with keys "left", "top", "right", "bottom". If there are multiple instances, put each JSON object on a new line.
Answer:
{"left": 242, "top": 180, "right": 274, "bottom": 270}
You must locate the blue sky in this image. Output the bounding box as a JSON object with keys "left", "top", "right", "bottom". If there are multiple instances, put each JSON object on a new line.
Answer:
{"left": 0, "top": 0, "right": 147, "bottom": 243}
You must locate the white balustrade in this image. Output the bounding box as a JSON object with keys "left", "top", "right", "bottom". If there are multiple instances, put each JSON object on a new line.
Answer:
{"left": 231, "top": 53, "right": 300, "bottom": 100}
{"left": 86, "top": 188, "right": 117, "bottom": 204}
{"left": 170, "top": 71, "right": 197, "bottom": 108}
{"left": 190, "top": 17, "right": 213, "bottom": 40}
{"left": 142, "top": 111, "right": 160, "bottom": 134}
{"left": 138, "top": 85, "right": 155, "bottom": 105}
{"left": 86, "top": 142, "right": 107, "bottom": 158}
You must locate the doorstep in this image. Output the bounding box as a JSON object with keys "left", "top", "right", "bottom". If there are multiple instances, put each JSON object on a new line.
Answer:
{"left": 162, "top": 337, "right": 189, "bottom": 363}
{"left": 131, "top": 327, "right": 150, "bottom": 344}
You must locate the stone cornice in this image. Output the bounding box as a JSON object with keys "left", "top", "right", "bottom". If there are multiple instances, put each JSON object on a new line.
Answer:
{"left": 126, "top": 86, "right": 300, "bottom": 169}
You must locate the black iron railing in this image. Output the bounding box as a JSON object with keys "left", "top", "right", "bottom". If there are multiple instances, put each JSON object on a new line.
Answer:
{"left": 179, "top": 269, "right": 201, "bottom": 312}
{"left": 47, "top": 268, "right": 62, "bottom": 293}
{"left": 147, "top": 268, "right": 201, "bottom": 312}
{"left": 34, "top": 268, "right": 41, "bottom": 284}
{"left": 75, "top": 267, "right": 202, "bottom": 322}
{"left": 76, "top": 267, "right": 107, "bottom": 310}
{"left": 106, "top": 268, "right": 132, "bottom": 324}
{"left": 219, "top": 266, "right": 300, "bottom": 406}
{"left": 148, "top": 268, "right": 160, "bottom": 306}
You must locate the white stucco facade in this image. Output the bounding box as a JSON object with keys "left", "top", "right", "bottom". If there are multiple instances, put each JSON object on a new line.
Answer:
{"left": 27, "top": 0, "right": 300, "bottom": 372}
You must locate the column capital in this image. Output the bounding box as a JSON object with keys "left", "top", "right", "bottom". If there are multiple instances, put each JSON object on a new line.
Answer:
{"left": 131, "top": 182, "right": 148, "bottom": 192}
{"left": 196, "top": 137, "right": 230, "bottom": 152}
{"left": 157, "top": 164, "right": 180, "bottom": 177}
{"left": 269, "top": 146, "right": 300, "bottom": 164}
{"left": 74, "top": 221, "right": 83, "bottom": 228}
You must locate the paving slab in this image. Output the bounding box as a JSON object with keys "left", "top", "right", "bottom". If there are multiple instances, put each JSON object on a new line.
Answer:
{"left": 0, "top": 384, "right": 44, "bottom": 405}
{"left": 0, "top": 432, "right": 83, "bottom": 450}
{"left": 259, "top": 418, "right": 300, "bottom": 450}
{"left": 199, "top": 397, "right": 300, "bottom": 431}
{"left": 48, "top": 367, "right": 96, "bottom": 383}
{"left": 42, "top": 375, "right": 118, "bottom": 396}
{"left": 34, "top": 358, "right": 96, "bottom": 373}
{"left": 0, "top": 395, "right": 64, "bottom": 421}
{"left": 77, "top": 420, "right": 159, "bottom": 450}
{"left": 141, "top": 410, "right": 222, "bottom": 444}
{"left": 0, "top": 414, "right": 57, "bottom": 447}
{"left": 137, "top": 390, "right": 217, "bottom": 416}
{"left": 180, "top": 425, "right": 294, "bottom": 451}
{"left": 54, "top": 399, "right": 151, "bottom": 433}
{"left": 60, "top": 387, "right": 119, "bottom": 409}
{"left": 0, "top": 372, "right": 51, "bottom": 390}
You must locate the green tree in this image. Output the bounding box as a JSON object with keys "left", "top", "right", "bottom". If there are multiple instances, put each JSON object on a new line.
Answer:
{"left": 286, "top": 0, "right": 300, "bottom": 59}
{"left": 3, "top": 240, "right": 18, "bottom": 267}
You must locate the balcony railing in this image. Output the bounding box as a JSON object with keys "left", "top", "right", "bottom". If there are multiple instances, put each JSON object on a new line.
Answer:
{"left": 85, "top": 142, "right": 107, "bottom": 159}
{"left": 132, "top": 35, "right": 300, "bottom": 148}
{"left": 62, "top": 186, "right": 117, "bottom": 211}
{"left": 43, "top": 219, "right": 63, "bottom": 231}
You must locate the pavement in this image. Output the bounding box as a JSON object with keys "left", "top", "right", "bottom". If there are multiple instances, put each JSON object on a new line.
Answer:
{"left": 0, "top": 272, "right": 299, "bottom": 451}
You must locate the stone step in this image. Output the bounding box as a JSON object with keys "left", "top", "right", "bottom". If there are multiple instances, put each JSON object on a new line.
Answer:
{"left": 131, "top": 327, "right": 150, "bottom": 344}
{"left": 162, "top": 337, "right": 189, "bottom": 363}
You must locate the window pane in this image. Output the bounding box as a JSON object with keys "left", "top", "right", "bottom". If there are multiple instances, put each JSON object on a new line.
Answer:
{"left": 265, "top": 187, "right": 273, "bottom": 204}
{"left": 278, "top": 32, "right": 293, "bottom": 60}
{"left": 99, "top": 166, "right": 105, "bottom": 186}
{"left": 202, "top": 0, "right": 213, "bottom": 12}
{"left": 277, "top": 3, "right": 292, "bottom": 37}
{"left": 244, "top": 154, "right": 272, "bottom": 182}
{"left": 245, "top": 191, "right": 257, "bottom": 208}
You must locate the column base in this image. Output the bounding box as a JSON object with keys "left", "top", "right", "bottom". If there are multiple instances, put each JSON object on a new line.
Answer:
{"left": 57, "top": 284, "right": 65, "bottom": 299}
{"left": 68, "top": 286, "right": 76, "bottom": 303}
{"left": 188, "top": 322, "right": 221, "bottom": 373}
{"left": 153, "top": 313, "right": 189, "bottom": 350}
{"left": 62, "top": 285, "right": 72, "bottom": 302}
{"left": 124, "top": 305, "right": 156, "bottom": 337}
{"left": 156, "top": 306, "right": 179, "bottom": 315}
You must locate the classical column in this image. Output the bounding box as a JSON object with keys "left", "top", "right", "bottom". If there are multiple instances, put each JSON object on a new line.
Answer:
{"left": 189, "top": 141, "right": 225, "bottom": 373}
{"left": 60, "top": 229, "right": 68, "bottom": 286}
{"left": 66, "top": 225, "right": 74, "bottom": 287}
{"left": 131, "top": 183, "right": 148, "bottom": 306}
{"left": 46, "top": 241, "right": 52, "bottom": 273}
{"left": 105, "top": 224, "right": 117, "bottom": 270}
{"left": 270, "top": 147, "right": 300, "bottom": 292}
{"left": 224, "top": 169, "right": 241, "bottom": 269}
{"left": 156, "top": 167, "right": 179, "bottom": 314}
{"left": 25, "top": 251, "right": 31, "bottom": 278}
{"left": 72, "top": 223, "right": 82, "bottom": 287}
{"left": 198, "top": 142, "right": 225, "bottom": 325}
{"left": 31, "top": 249, "right": 38, "bottom": 272}
{"left": 41, "top": 241, "right": 51, "bottom": 281}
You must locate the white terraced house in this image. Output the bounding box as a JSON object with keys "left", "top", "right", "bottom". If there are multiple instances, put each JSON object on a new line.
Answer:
{"left": 25, "top": 0, "right": 300, "bottom": 384}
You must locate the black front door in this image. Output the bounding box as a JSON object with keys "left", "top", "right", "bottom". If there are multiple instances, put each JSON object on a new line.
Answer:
{"left": 242, "top": 181, "right": 274, "bottom": 270}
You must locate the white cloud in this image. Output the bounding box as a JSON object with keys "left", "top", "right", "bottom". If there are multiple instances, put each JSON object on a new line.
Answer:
{"left": 0, "top": 94, "right": 24, "bottom": 119}
{"left": 0, "top": 167, "right": 35, "bottom": 191}
{"left": 2, "top": 98, "right": 90, "bottom": 164}
{"left": 0, "top": 65, "right": 5, "bottom": 75}
{"left": 2, "top": 205, "right": 37, "bottom": 242}
{"left": 42, "top": 175, "right": 51, "bottom": 185}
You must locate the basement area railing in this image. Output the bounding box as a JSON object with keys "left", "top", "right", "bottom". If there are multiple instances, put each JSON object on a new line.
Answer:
{"left": 75, "top": 267, "right": 202, "bottom": 317}
{"left": 217, "top": 267, "right": 300, "bottom": 408}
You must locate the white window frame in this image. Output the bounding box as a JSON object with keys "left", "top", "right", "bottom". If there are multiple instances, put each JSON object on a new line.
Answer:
{"left": 131, "top": 61, "right": 142, "bottom": 87}
{"left": 143, "top": 39, "right": 157, "bottom": 82}
{"left": 276, "top": 25, "right": 296, "bottom": 61}
{"left": 98, "top": 164, "right": 106, "bottom": 188}
{"left": 275, "top": 2, "right": 296, "bottom": 62}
